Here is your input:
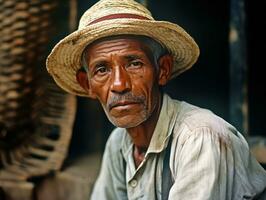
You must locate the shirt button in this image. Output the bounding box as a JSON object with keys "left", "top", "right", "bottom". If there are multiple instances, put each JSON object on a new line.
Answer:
{"left": 130, "top": 179, "right": 138, "bottom": 188}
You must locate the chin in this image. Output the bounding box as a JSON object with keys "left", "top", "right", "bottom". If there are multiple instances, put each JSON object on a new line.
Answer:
{"left": 102, "top": 104, "right": 152, "bottom": 128}
{"left": 108, "top": 115, "right": 147, "bottom": 128}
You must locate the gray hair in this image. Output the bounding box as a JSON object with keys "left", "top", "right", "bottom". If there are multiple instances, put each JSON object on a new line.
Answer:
{"left": 81, "top": 35, "right": 169, "bottom": 72}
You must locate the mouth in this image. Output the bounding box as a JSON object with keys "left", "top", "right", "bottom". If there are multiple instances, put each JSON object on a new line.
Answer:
{"left": 109, "top": 101, "right": 141, "bottom": 110}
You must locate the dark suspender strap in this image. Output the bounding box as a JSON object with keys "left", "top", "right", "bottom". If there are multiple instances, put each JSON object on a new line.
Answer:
{"left": 162, "top": 135, "right": 174, "bottom": 200}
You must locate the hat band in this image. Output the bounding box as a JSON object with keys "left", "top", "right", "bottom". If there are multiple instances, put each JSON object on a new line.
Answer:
{"left": 88, "top": 13, "right": 150, "bottom": 25}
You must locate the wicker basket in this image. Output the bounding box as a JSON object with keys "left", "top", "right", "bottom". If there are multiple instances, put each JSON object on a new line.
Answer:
{"left": 0, "top": 0, "right": 76, "bottom": 182}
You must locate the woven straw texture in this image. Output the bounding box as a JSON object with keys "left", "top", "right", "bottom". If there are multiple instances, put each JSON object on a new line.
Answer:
{"left": 0, "top": 0, "right": 76, "bottom": 181}
{"left": 46, "top": 0, "right": 200, "bottom": 97}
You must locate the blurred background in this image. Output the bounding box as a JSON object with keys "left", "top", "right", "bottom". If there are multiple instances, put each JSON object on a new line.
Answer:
{"left": 0, "top": 0, "right": 265, "bottom": 199}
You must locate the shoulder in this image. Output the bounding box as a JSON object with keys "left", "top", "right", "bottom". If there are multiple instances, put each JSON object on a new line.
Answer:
{"left": 169, "top": 101, "right": 266, "bottom": 198}
{"left": 178, "top": 101, "right": 234, "bottom": 132}
{"left": 172, "top": 101, "right": 239, "bottom": 148}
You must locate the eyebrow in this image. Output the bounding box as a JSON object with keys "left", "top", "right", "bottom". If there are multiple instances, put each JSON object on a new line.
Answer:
{"left": 88, "top": 53, "right": 144, "bottom": 70}
{"left": 124, "top": 54, "right": 142, "bottom": 61}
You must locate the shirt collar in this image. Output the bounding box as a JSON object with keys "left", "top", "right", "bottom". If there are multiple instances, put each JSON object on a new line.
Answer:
{"left": 146, "top": 93, "right": 179, "bottom": 154}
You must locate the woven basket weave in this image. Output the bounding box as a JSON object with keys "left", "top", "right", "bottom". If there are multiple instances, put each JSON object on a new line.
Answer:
{"left": 0, "top": 0, "right": 76, "bottom": 181}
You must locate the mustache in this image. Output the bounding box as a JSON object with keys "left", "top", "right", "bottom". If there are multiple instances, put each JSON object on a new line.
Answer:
{"left": 107, "top": 93, "right": 145, "bottom": 110}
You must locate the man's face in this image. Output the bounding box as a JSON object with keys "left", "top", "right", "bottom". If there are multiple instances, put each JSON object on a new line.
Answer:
{"left": 83, "top": 37, "right": 162, "bottom": 128}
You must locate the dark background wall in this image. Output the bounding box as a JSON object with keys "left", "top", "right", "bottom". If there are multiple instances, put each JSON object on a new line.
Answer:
{"left": 150, "top": 0, "right": 229, "bottom": 119}
{"left": 63, "top": 0, "right": 266, "bottom": 160}
{"left": 246, "top": 0, "right": 266, "bottom": 136}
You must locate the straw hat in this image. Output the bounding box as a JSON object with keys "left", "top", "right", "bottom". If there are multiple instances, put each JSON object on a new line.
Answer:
{"left": 46, "top": 0, "right": 200, "bottom": 96}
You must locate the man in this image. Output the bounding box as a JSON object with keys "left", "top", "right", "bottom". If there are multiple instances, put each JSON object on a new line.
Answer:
{"left": 46, "top": 0, "right": 266, "bottom": 199}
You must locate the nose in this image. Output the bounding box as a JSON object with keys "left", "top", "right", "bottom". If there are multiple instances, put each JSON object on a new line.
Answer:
{"left": 110, "top": 66, "right": 131, "bottom": 94}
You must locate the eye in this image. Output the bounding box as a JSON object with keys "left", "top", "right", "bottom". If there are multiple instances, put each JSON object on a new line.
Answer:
{"left": 128, "top": 61, "right": 143, "bottom": 68}
{"left": 94, "top": 64, "right": 108, "bottom": 76}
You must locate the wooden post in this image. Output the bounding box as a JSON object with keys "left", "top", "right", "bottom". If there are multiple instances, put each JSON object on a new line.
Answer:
{"left": 229, "top": 0, "right": 248, "bottom": 135}
{"left": 69, "top": 0, "right": 78, "bottom": 31}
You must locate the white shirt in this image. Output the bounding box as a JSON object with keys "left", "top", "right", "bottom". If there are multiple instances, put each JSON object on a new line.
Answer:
{"left": 91, "top": 94, "right": 266, "bottom": 200}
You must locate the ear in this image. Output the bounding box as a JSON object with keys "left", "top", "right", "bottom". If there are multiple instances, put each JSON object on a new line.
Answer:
{"left": 158, "top": 54, "right": 173, "bottom": 86}
{"left": 76, "top": 68, "right": 97, "bottom": 99}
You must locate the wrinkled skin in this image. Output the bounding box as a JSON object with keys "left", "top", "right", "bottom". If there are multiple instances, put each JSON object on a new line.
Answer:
{"left": 77, "top": 36, "right": 173, "bottom": 165}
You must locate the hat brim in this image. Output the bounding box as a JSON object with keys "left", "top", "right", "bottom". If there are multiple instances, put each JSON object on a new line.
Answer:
{"left": 46, "top": 18, "right": 200, "bottom": 97}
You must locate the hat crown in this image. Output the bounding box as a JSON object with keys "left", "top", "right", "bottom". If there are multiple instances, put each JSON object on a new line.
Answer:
{"left": 78, "top": 0, "right": 153, "bottom": 29}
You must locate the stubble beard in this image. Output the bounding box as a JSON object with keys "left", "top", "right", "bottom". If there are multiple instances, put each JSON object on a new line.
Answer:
{"left": 101, "top": 93, "right": 151, "bottom": 128}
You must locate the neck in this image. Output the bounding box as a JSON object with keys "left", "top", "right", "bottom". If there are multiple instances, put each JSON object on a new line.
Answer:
{"left": 126, "top": 93, "right": 163, "bottom": 151}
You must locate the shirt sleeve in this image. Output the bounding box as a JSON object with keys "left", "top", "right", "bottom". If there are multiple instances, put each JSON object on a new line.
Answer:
{"left": 90, "top": 129, "right": 127, "bottom": 200}
{"left": 168, "top": 126, "right": 266, "bottom": 200}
